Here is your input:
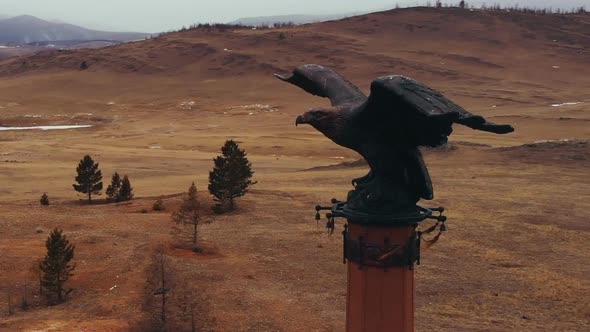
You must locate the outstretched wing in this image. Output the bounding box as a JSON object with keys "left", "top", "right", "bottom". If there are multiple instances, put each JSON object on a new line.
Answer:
{"left": 275, "top": 64, "right": 367, "bottom": 106}
{"left": 360, "top": 76, "right": 514, "bottom": 201}
{"left": 364, "top": 75, "right": 515, "bottom": 147}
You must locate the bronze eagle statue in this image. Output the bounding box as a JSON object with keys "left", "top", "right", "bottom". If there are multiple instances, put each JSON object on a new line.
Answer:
{"left": 275, "top": 64, "right": 514, "bottom": 215}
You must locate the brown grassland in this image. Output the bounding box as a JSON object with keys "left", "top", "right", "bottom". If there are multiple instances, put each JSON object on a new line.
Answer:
{"left": 0, "top": 7, "right": 589, "bottom": 331}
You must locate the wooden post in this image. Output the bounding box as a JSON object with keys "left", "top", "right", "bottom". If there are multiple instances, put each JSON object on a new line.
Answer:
{"left": 345, "top": 222, "right": 416, "bottom": 332}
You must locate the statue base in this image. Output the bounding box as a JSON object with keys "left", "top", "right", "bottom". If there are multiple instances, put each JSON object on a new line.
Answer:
{"left": 345, "top": 223, "right": 415, "bottom": 332}
{"left": 315, "top": 200, "right": 446, "bottom": 332}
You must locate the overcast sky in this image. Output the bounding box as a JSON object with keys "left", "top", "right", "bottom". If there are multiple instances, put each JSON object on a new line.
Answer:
{"left": 1, "top": 0, "right": 588, "bottom": 32}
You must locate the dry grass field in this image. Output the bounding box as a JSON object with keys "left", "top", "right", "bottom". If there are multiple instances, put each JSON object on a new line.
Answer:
{"left": 0, "top": 7, "right": 589, "bottom": 331}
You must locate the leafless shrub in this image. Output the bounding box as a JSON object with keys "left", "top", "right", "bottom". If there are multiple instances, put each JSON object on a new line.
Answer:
{"left": 134, "top": 245, "right": 175, "bottom": 331}
{"left": 6, "top": 290, "right": 13, "bottom": 316}
{"left": 172, "top": 183, "right": 211, "bottom": 251}
{"left": 133, "top": 245, "right": 215, "bottom": 331}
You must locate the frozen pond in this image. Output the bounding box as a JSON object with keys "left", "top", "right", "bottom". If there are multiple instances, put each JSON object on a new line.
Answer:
{"left": 0, "top": 125, "right": 93, "bottom": 131}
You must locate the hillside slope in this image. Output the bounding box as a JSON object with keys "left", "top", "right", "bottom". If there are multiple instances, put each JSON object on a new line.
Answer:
{"left": 0, "top": 15, "right": 149, "bottom": 44}
{"left": 0, "top": 8, "right": 587, "bottom": 107}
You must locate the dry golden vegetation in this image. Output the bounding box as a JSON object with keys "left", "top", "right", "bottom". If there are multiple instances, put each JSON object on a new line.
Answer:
{"left": 0, "top": 7, "right": 589, "bottom": 331}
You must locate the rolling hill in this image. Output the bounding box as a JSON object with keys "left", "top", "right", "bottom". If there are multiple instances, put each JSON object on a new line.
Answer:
{"left": 1, "top": 7, "right": 587, "bottom": 106}
{"left": 0, "top": 15, "right": 149, "bottom": 45}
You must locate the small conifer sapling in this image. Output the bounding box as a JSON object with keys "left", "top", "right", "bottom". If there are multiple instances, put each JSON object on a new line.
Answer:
{"left": 40, "top": 193, "right": 50, "bottom": 206}
{"left": 118, "top": 175, "right": 134, "bottom": 202}
{"left": 39, "top": 229, "right": 76, "bottom": 304}
{"left": 208, "top": 140, "right": 255, "bottom": 213}
{"left": 106, "top": 172, "right": 121, "bottom": 201}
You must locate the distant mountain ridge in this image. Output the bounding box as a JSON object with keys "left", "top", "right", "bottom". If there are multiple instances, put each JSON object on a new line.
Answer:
{"left": 0, "top": 15, "right": 149, "bottom": 45}
{"left": 228, "top": 13, "right": 365, "bottom": 26}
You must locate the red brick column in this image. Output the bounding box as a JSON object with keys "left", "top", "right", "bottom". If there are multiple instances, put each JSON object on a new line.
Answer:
{"left": 345, "top": 223, "right": 416, "bottom": 332}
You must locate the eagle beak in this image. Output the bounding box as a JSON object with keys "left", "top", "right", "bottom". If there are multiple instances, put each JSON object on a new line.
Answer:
{"left": 296, "top": 115, "right": 305, "bottom": 127}
{"left": 274, "top": 73, "right": 290, "bottom": 82}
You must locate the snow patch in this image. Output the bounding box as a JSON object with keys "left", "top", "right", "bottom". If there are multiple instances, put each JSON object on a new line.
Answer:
{"left": 551, "top": 102, "right": 583, "bottom": 107}
{"left": 180, "top": 100, "right": 196, "bottom": 110}
{"left": 226, "top": 104, "right": 279, "bottom": 114}
{"left": 0, "top": 125, "right": 93, "bottom": 131}
{"left": 533, "top": 139, "right": 572, "bottom": 144}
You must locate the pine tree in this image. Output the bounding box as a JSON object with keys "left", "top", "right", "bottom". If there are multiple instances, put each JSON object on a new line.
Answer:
{"left": 39, "top": 229, "right": 75, "bottom": 304}
{"left": 118, "top": 175, "right": 134, "bottom": 202}
{"left": 106, "top": 172, "right": 121, "bottom": 201}
{"left": 73, "top": 155, "right": 103, "bottom": 204}
{"left": 459, "top": 0, "right": 466, "bottom": 8}
{"left": 173, "top": 182, "right": 209, "bottom": 250}
{"left": 106, "top": 173, "right": 133, "bottom": 202}
{"left": 208, "top": 140, "right": 255, "bottom": 213}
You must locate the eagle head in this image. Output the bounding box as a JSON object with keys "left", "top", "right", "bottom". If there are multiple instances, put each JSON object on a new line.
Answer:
{"left": 295, "top": 108, "right": 344, "bottom": 142}
{"left": 295, "top": 108, "right": 337, "bottom": 127}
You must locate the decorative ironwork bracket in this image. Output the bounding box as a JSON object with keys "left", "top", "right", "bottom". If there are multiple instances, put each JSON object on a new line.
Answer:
{"left": 342, "top": 229, "right": 420, "bottom": 269}
{"left": 315, "top": 198, "right": 447, "bottom": 269}
{"left": 316, "top": 199, "right": 446, "bottom": 227}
